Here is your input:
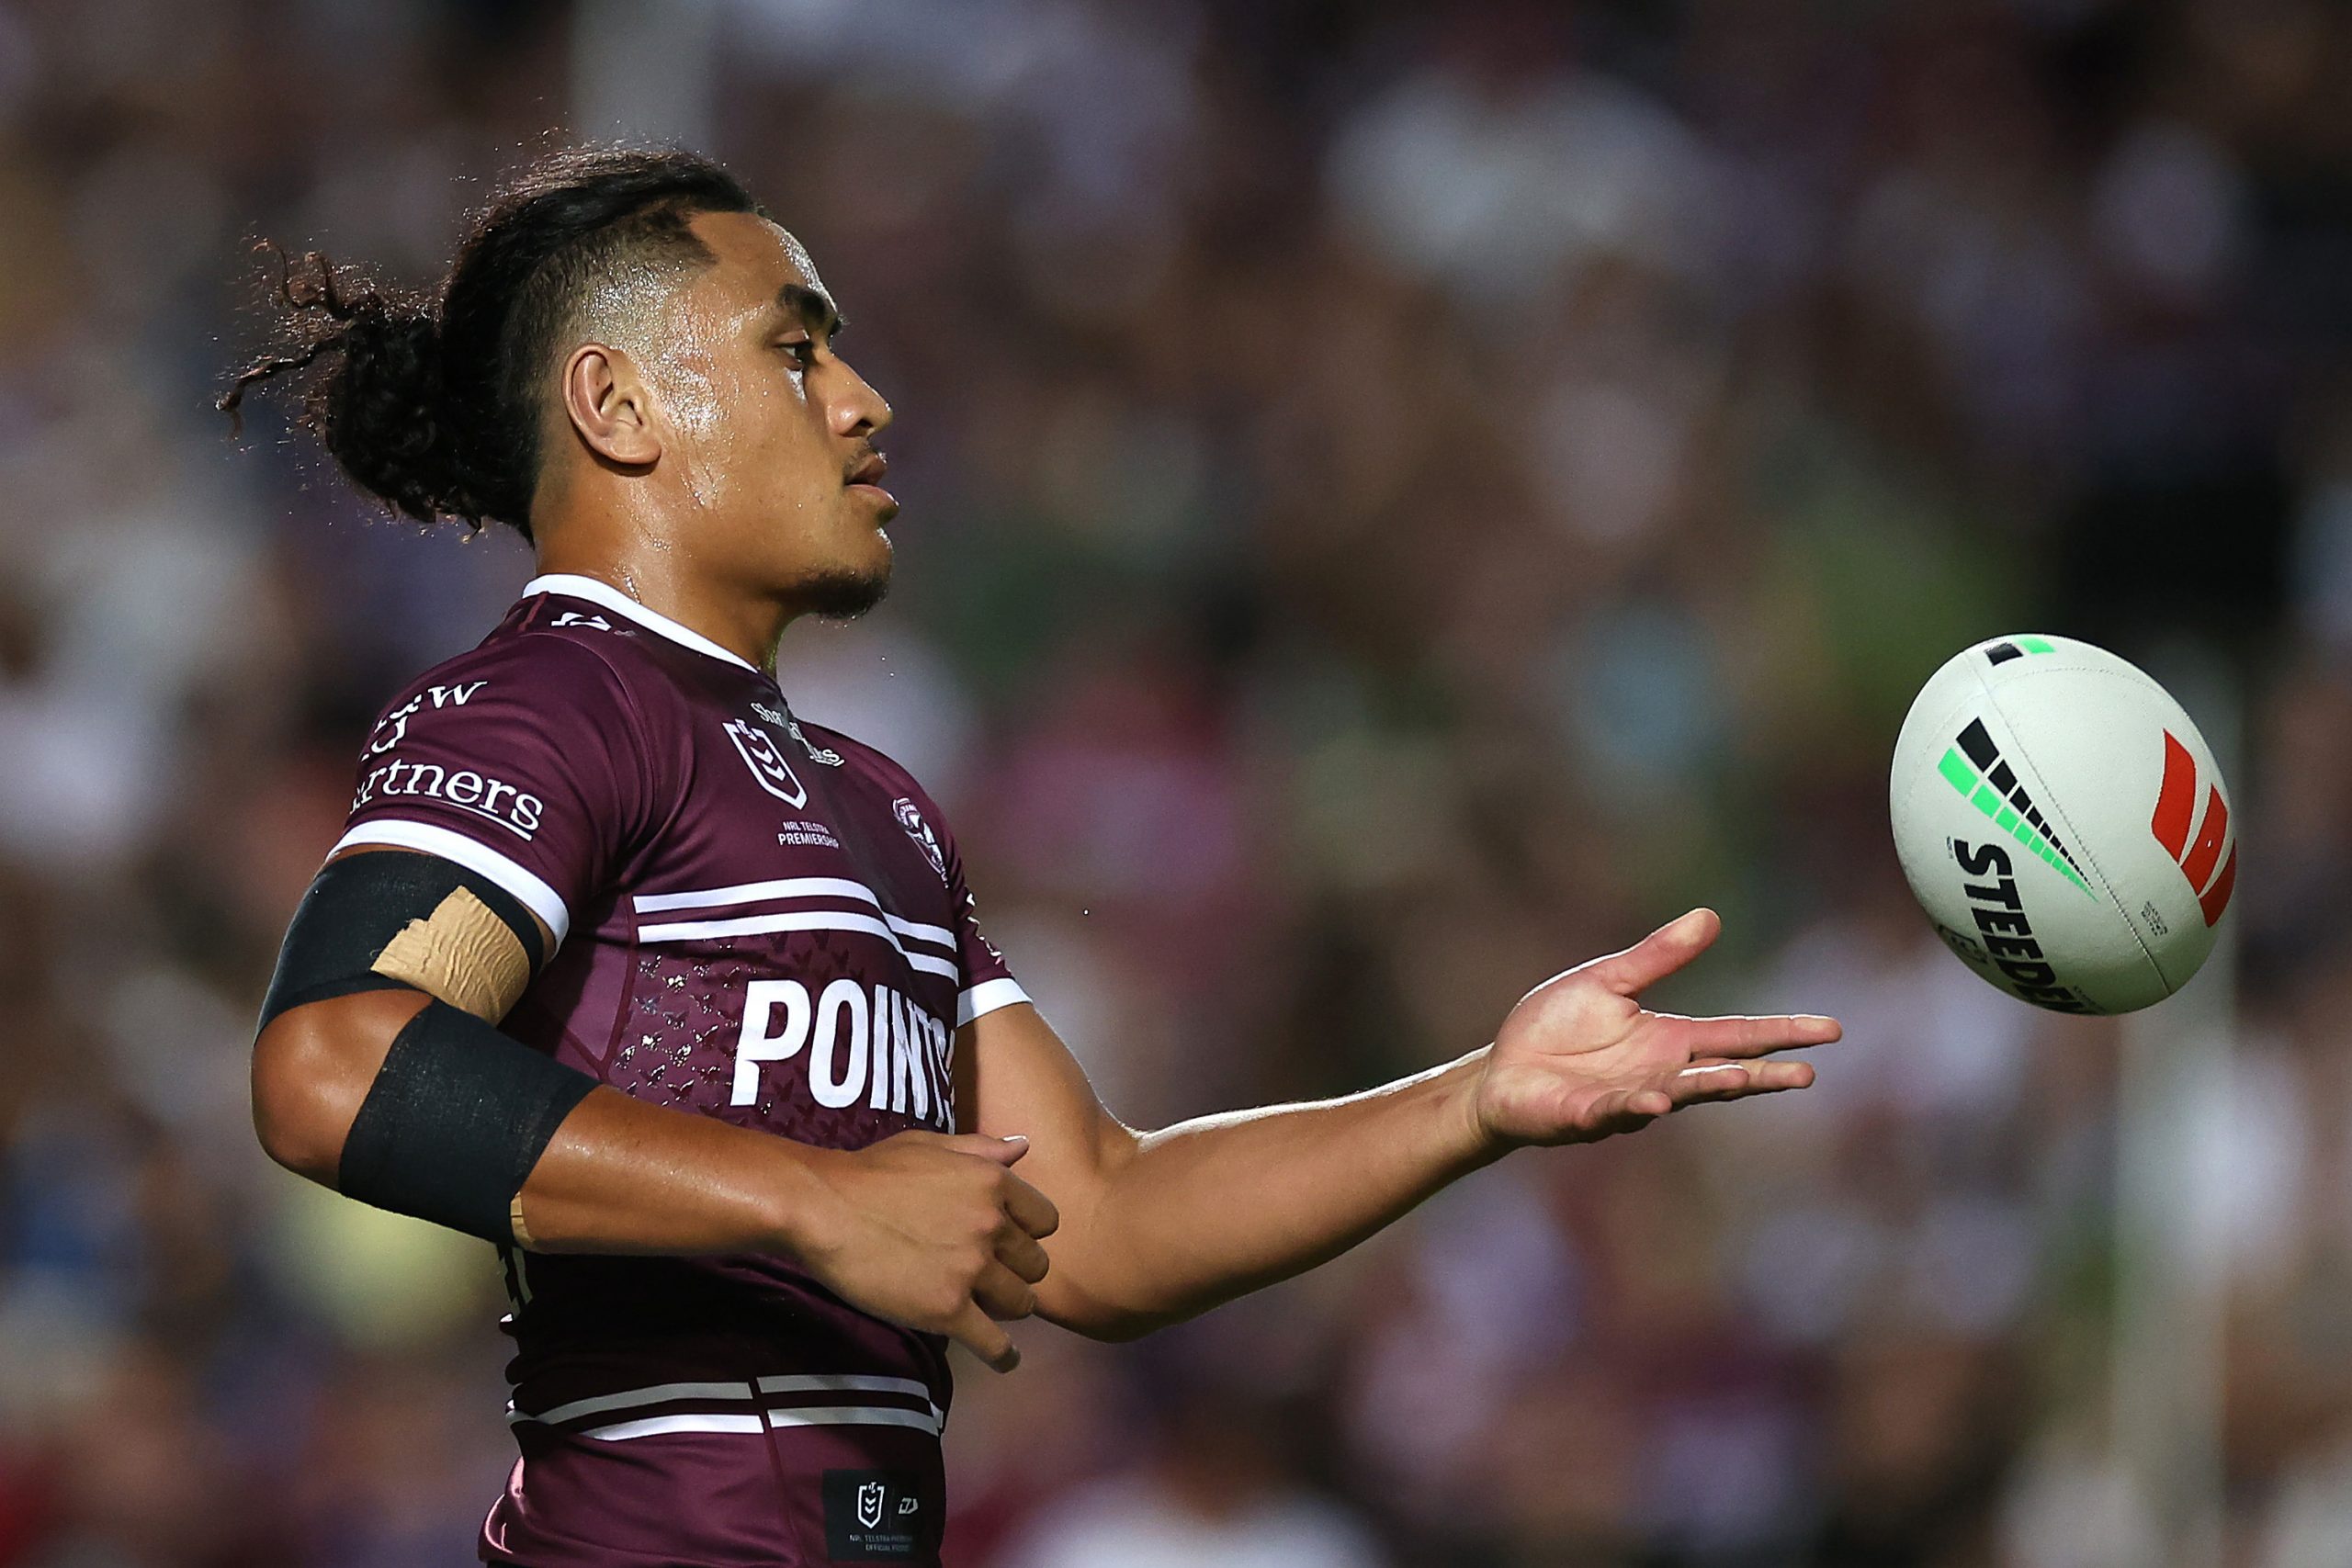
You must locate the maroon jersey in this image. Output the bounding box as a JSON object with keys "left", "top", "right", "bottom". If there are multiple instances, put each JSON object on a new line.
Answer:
{"left": 332, "top": 574, "right": 1028, "bottom": 1567}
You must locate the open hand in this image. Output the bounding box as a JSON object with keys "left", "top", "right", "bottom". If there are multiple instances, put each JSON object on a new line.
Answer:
{"left": 1473, "top": 908, "right": 1838, "bottom": 1149}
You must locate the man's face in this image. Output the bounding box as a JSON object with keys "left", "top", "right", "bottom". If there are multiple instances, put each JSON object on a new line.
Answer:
{"left": 634, "top": 210, "right": 897, "bottom": 615}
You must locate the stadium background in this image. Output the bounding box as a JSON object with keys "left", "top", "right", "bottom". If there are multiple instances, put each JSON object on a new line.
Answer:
{"left": 0, "top": 0, "right": 2346, "bottom": 1562}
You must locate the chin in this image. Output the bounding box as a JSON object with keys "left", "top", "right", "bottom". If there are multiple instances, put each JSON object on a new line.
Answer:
{"left": 793, "top": 555, "right": 892, "bottom": 622}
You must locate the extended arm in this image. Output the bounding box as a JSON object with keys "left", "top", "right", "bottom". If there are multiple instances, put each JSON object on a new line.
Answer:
{"left": 960, "top": 908, "right": 1838, "bottom": 1340}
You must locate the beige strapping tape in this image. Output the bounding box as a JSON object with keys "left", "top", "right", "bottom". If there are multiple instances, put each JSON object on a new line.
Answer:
{"left": 509, "top": 1192, "right": 537, "bottom": 1251}
{"left": 371, "top": 887, "right": 532, "bottom": 1021}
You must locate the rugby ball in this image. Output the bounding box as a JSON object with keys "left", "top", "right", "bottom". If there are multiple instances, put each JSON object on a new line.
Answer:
{"left": 1890, "top": 634, "right": 2236, "bottom": 1014}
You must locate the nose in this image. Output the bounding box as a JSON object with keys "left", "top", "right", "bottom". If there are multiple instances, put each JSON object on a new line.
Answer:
{"left": 831, "top": 355, "right": 893, "bottom": 439}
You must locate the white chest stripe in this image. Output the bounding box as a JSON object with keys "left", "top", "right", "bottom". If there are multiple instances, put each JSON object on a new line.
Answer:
{"left": 634, "top": 876, "right": 956, "bottom": 949}
{"left": 636, "top": 908, "right": 959, "bottom": 979}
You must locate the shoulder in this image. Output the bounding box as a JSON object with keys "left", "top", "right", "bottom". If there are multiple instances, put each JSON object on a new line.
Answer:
{"left": 383, "top": 616, "right": 676, "bottom": 729}
{"left": 354, "top": 618, "right": 684, "bottom": 799}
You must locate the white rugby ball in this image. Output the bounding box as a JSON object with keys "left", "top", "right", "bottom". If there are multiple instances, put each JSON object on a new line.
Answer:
{"left": 1890, "top": 634, "right": 2237, "bottom": 1014}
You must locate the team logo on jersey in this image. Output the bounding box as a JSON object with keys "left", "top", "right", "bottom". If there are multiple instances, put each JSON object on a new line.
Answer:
{"left": 893, "top": 797, "right": 948, "bottom": 882}
{"left": 723, "top": 718, "right": 808, "bottom": 807}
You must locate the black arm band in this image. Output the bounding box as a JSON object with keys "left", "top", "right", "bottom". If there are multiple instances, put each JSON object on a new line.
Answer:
{"left": 337, "top": 998, "right": 597, "bottom": 1246}
{"left": 258, "top": 851, "right": 546, "bottom": 1029}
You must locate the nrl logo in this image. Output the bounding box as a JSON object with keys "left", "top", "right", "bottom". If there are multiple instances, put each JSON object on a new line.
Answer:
{"left": 723, "top": 718, "right": 808, "bottom": 807}
{"left": 856, "top": 1481, "right": 885, "bottom": 1530}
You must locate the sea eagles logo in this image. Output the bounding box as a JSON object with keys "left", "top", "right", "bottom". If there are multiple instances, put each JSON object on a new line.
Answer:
{"left": 723, "top": 718, "right": 808, "bottom": 807}
{"left": 893, "top": 797, "right": 948, "bottom": 882}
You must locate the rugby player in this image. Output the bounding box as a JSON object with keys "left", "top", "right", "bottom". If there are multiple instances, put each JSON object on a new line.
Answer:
{"left": 223, "top": 145, "right": 1840, "bottom": 1567}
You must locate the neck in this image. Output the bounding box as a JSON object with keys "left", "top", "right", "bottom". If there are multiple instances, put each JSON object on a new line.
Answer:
{"left": 533, "top": 515, "right": 789, "bottom": 676}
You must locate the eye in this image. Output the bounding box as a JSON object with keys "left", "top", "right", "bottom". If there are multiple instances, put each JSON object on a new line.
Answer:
{"left": 776, "top": 337, "right": 817, "bottom": 367}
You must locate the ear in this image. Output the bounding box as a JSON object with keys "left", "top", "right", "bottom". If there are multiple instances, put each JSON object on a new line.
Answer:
{"left": 558, "top": 343, "right": 662, "bottom": 468}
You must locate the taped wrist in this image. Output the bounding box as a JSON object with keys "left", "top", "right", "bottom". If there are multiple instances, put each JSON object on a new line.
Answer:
{"left": 337, "top": 998, "right": 596, "bottom": 1246}
{"left": 260, "top": 851, "right": 545, "bottom": 1028}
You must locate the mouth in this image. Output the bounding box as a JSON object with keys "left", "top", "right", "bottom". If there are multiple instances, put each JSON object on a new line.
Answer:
{"left": 844, "top": 451, "right": 897, "bottom": 515}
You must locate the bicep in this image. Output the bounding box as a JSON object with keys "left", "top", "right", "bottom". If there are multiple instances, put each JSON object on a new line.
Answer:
{"left": 252, "top": 986, "right": 431, "bottom": 1181}
{"left": 322, "top": 844, "right": 560, "bottom": 964}
{"left": 300, "top": 845, "right": 552, "bottom": 1023}
{"left": 956, "top": 1002, "right": 1137, "bottom": 1217}
{"left": 253, "top": 846, "right": 557, "bottom": 1179}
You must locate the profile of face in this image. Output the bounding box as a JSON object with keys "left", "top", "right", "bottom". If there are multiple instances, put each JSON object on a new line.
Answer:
{"left": 556, "top": 209, "right": 899, "bottom": 618}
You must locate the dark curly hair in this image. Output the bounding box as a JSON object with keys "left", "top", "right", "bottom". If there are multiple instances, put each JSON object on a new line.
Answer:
{"left": 220, "top": 144, "right": 763, "bottom": 540}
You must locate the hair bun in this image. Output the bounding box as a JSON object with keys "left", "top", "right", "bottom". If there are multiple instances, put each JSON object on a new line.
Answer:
{"left": 220, "top": 145, "right": 762, "bottom": 537}
{"left": 220, "top": 246, "right": 488, "bottom": 527}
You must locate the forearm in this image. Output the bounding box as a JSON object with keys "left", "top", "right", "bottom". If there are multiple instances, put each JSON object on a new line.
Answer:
{"left": 517, "top": 1083, "right": 835, "bottom": 1257}
{"left": 1049, "top": 1049, "right": 1500, "bottom": 1337}
{"left": 977, "top": 911, "right": 1837, "bottom": 1344}
{"left": 254, "top": 987, "right": 836, "bottom": 1261}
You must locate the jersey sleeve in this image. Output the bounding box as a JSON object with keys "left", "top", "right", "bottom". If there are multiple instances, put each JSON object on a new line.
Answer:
{"left": 938, "top": 822, "right": 1026, "bottom": 1028}
{"left": 332, "top": 636, "right": 658, "bottom": 948}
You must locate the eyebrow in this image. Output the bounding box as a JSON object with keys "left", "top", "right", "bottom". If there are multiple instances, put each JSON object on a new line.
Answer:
{"left": 775, "top": 282, "right": 845, "bottom": 339}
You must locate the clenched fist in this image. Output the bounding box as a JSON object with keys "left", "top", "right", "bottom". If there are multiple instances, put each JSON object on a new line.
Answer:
{"left": 797, "top": 1132, "right": 1060, "bottom": 1372}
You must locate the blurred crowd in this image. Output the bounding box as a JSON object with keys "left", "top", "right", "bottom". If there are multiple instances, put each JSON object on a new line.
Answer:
{"left": 3, "top": 0, "right": 2351, "bottom": 1563}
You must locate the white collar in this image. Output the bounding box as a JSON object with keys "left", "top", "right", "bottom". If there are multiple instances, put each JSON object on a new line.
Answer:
{"left": 523, "top": 573, "right": 762, "bottom": 675}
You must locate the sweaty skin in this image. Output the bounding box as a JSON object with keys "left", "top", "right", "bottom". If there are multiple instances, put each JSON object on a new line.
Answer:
{"left": 530, "top": 211, "right": 899, "bottom": 668}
